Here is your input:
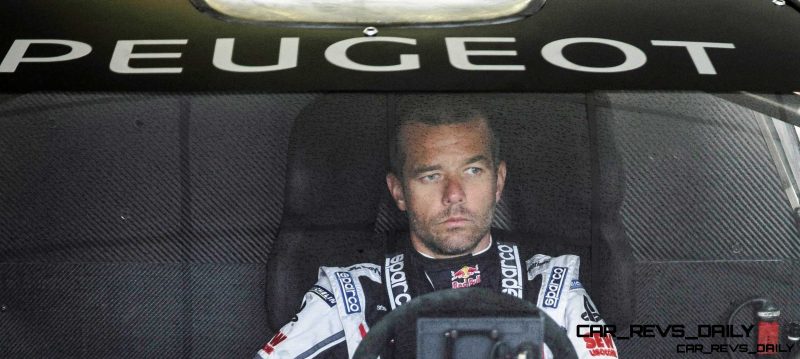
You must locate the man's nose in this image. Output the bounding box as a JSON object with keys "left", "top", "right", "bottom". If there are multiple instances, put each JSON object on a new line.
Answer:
{"left": 443, "top": 178, "right": 466, "bottom": 205}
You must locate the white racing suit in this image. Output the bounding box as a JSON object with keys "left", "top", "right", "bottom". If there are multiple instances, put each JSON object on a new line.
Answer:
{"left": 257, "top": 241, "right": 618, "bottom": 358}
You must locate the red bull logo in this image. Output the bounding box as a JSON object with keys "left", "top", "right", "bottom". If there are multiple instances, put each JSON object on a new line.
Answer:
{"left": 450, "top": 265, "right": 481, "bottom": 288}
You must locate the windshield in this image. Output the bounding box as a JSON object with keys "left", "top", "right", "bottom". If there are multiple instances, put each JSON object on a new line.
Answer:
{"left": 1, "top": 91, "right": 798, "bottom": 358}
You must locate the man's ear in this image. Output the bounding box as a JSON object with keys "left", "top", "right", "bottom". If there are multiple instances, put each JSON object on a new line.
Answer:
{"left": 495, "top": 161, "right": 507, "bottom": 203}
{"left": 386, "top": 173, "right": 407, "bottom": 211}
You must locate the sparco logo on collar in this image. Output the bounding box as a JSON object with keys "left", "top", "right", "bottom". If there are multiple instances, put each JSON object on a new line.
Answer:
{"left": 334, "top": 272, "right": 362, "bottom": 314}
{"left": 543, "top": 266, "right": 568, "bottom": 308}
{"left": 498, "top": 244, "right": 523, "bottom": 298}
{"left": 385, "top": 254, "right": 411, "bottom": 309}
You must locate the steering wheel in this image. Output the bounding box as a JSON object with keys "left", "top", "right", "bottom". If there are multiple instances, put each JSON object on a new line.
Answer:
{"left": 353, "top": 287, "right": 578, "bottom": 359}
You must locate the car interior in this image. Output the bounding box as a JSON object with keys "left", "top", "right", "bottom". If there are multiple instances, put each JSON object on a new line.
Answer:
{"left": 1, "top": 91, "right": 798, "bottom": 357}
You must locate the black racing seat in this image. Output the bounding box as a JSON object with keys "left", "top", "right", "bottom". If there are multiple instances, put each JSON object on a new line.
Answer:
{"left": 266, "top": 94, "right": 634, "bottom": 335}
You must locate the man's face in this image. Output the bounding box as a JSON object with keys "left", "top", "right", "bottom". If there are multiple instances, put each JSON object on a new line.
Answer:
{"left": 387, "top": 118, "right": 506, "bottom": 258}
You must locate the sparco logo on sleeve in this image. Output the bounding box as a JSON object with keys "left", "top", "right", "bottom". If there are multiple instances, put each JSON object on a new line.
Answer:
{"left": 498, "top": 244, "right": 523, "bottom": 298}
{"left": 543, "top": 266, "right": 568, "bottom": 308}
{"left": 334, "top": 272, "right": 362, "bottom": 314}
{"left": 385, "top": 254, "right": 411, "bottom": 309}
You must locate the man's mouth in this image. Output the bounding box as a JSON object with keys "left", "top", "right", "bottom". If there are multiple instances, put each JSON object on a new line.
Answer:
{"left": 442, "top": 217, "right": 469, "bottom": 225}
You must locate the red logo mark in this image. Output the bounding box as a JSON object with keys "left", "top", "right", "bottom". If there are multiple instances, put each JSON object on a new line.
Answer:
{"left": 758, "top": 321, "right": 779, "bottom": 355}
{"left": 263, "top": 332, "right": 288, "bottom": 355}
{"left": 583, "top": 333, "right": 618, "bottom": 357}
{"left": 450, "top": 265, "right": 482, "bottom": 288}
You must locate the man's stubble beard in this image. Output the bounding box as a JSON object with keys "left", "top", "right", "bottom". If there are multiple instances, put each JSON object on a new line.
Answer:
{"left": 406, "top": 199, "right": 496, "bottom": 257}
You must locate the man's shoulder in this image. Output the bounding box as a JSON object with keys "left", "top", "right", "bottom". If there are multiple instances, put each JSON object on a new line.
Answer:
{"left": 524, "top": 253, "right": 581, "bottom": 275}
{"left": 317, "top": 262, "right": 383, "bottom": 284}
{"left": 492, "top": 228, "right": 588, "bottom": 273}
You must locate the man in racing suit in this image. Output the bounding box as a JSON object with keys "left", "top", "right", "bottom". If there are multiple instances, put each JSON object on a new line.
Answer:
{"left": 257, "top": 102, "right": 617, "bottom": 358}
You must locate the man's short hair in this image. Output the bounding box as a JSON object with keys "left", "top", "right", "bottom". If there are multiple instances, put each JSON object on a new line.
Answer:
{"left": 389, "top": 96, "right": 501, "bottom": 178}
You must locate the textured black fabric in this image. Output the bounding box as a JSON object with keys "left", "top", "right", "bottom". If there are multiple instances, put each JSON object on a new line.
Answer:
{"left": 188, "top": 94, "right": 317, "bottom": 263}
{"left": 587, "top": 92, "right": 635, "bottom": 329}
{"left": 0, "top": 93, "right": 316, "bottom": 263}
{"left": 0, "top": 93, "right": 313, "bottom": 358}
{"left": 618, "top": 261, "right": 800, "bottom": 358}
{"left": 281, "top": 94, "right": 389, "bottom": 228}
{"left": 0, "top": 93, "right": 183, "bottom": 263}
{"left": 491, "top": 94, "right": 593, "bottom": 242}
{"left": 0, "top": 263, "right": 269, "bottom": 358}
{"left": 595, "top": 92, "right": 800, "bottom": 261}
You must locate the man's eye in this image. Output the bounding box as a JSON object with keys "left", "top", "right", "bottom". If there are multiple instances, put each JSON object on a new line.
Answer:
{"left": 420, "top": 174, "right": 440, "bottom": 182}
{"left": 466, "top": 167, "right": 483, "bottom": 175}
